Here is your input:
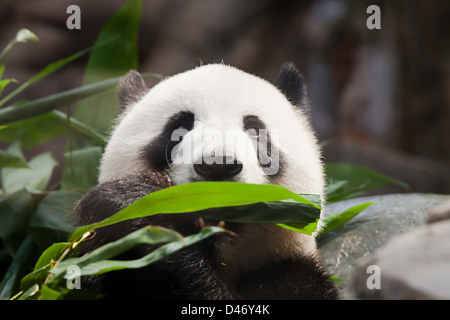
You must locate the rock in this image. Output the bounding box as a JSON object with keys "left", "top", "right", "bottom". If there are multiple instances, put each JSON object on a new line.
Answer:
{"left": 427, "top": 200, "right": 450, "bottom": 223}
{"left": 352, "top": 219, "right": 450, "bottom": 299}
{"left": 318, "top": 193, "right": 450, "bottom": 299}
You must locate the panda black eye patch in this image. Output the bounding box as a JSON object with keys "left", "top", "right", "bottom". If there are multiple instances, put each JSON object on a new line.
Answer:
{"left": 167, "top": 111, "right": 195, "bottom": 132}
{"left": 243, "top": 115, "right": 285, "bottom": 177}
{"left": 243, "top": 115, "right": 266, "bottom": 136}
{"left": 140, "top": 111, "right": 195, "bottom": 171}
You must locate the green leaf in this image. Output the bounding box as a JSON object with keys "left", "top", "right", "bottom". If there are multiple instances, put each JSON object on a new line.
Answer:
{"left": 53, "top": 226, "right": 223, "bottom": 278}
{"left": 324, "top": 180, "right": 348, "bottom": 198}
{"left": 61, "top": 146, "right": 103, "bottom": 190}
{"left": 330, "top": 276, "right": 348, "bottom": 283}
{"left": 16, "top": 284, "right": 39, "bottom": 300}
{"left": 0, "top": 150, "right": 29, "bottom": 168}
{"left": 18, "top": 242, "right": 69, "bottom": 295}
{"left": 0, "top": 112, "right": 68, "bottom": 148}
{"left": 52, "top": 111, "right": 106, "bottom": 146}
{"left": 1, "top": 150, "right": 58, "bottom": 195}
{"left": 325, "top": 163, "right": 410, "bottom": 202}
{"left": 70, "top": 182, "right": 321, "bottom": 241}
{"left": 318, "top": 202, "right": 374, "bottom": 237}
{"left": 0, "top": 77, "right": 121, "bottom": 125}
{"left": 0, "top": 28, "right": 38, "bottom": 66}
{"left": 0, "top": 110, "right": 106, "bottom": 148}
{"left": 73, "top": 0, "right": 142, "bottom": 136}
{"left": 0, "top": 46, "right": 91, "bottom": 108}
{"left": 0, "top": 189, "right": 34, "bottom": 255}
{"left": 28, "top": 191, "right": 83, "bottom": 250}
{"left": 0, "top": 236, "right": 38, "bottom": 300}
{"left": 53, "top": 226, "right": 182, "bottom": 277}
{"left": 32, "top": 242, "right": 70, "bottom": 273}
{"left": 0, "top": 78, "right": 18, "bottom": 97}
{"left": 39, "top": 284, "right": 63, "bottom": 300}
{"left": 200, "top": 200, "right": 320, "bottom": 234}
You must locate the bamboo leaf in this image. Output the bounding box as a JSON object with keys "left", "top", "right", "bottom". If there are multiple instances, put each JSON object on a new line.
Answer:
{"left": 1, "top": 151, "right": 58, "bottom": 195}
{"left": 0, "top": 77, "right": 121, "bottom": 125}
{"left": 0, "top": 29, "right": 38, "bottom": 66}
{"left": 0, "top": 45, "right": 93, "bottom": 107}
{"left": 73, "top": 0, "right": 142, "bottom": 136}
{"left": 0, "top": 236, "right": 37, "bottom": 300}
{"left": 0, "top": 150, "right": 29, "bottom": 168}
{"left": 17, "top": 284, "right": 39, "bottom": 300}
{"left": 28, "top": 191, "right": 84, "bottom": 250}
{"left": 0, "top": 189, "right": 35, "bottom": 255}
{"left": 39, "top": 285, "right": 63, "bottom": 300}
{"left": 318, "top": 202, "right": 374, "bottom": 237}
{"left": 0, "top": 78, "right": 18, "bottom": 97}
{"left": 61, "top": 146, "right": 103, "bottom": 191}
{"left": 70, "top": 182, "right": 321, "bottom": 241}
{"left": 54, "top": 226, "right": 223, "bottom": 278}
{"left": 325, "top": 163, "right": 410, "bottom": 202}
{"left": 0, "top": 110, "right": 106, "bottom": 149}
{"left": 19, "top": 242, "right": 69, "bottom": 294}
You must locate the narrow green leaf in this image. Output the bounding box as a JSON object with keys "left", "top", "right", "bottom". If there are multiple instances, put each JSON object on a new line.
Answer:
{"left": 0, "top": 77, "right": 121, "bottom": 125}
{"left": 73, "top": 0, "right": 142, "bottom": 135}
{"left": 324, "top": 180, "right": 348, "bottom": 198}
{"left": 17, "top": 284, "right": 39, "bottom": 300}
{"left": 198, "top": 200, "right": 320, "bottom": 235}
{"left": 330, "top": 276, "right": 348, "bottom": 283}
{"left": 277, "top": 219, "right": 319, "bottom": 235}
{"left": 70, "top": 182, "right": 321, "bottom": 241}
{"left": 0, "top": 236, "right": 38, "bottom": 300}
{"left": 319, "top": 202, "right": 374, "bottom": 236}
{"left": 32, "top": 242, "right": 70, "bottom": 273}
{"left": 61, "top": 146, "right": 103, "bottom": 191}
{"left": 325, "top": 163, "right": 411, "bottom": 202}
{"left": 0, "top": 189, "right": 35, "bottom": 255}
{"left": 39, "top": 285, "right": 64, "bottom": 300}
{"left": 0, "top": 150, "right": 29, "bottom": 168}
{"left": 52, "top": 226, "right": 183, "bottom": 279}
{"left": 55, "top": 226, "right": 223, "bottom": 278}
{"left": 1, "top": 151, "right": 58, "bottom": 195}
{"left": 14, "top": 29, "right": 39, "bottom": 43}
{"left": 0, "top": 110, "right": 106, "bottom": 148}
{"left": 0, "top": 46, "right": 91, "bottom": 107}
{"left": 0, "top": 78, "right": 18, "bottom": 97}
{"left": 28, "top": 191, "right": 83, "bottom": 249}
{"left": 19, "top": 242, "right": 69, "bottom": 294}
{"left": 0, "top": 29, "right": 38, "bottom": 66}
{"left": 325, "top": 181, "right": 370, "bottom": 203}
{"left": 52, "top": 110, "right": 106, "bottom": 146}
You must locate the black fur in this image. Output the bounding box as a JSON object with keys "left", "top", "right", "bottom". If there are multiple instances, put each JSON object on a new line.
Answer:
{"left": 275, "top": 62, "right": 309, "bottom": 110}
{"left": 118, "top": 70, "right": 149, "bottom": 113}
{"left": 243, "top": 115, "right": 285, "bottom": 178}
{"left": 74, "top": 172, "right": 337, "bottom": 299}
{"left": 139, "top": 111, "right": 195, "bottom": 171}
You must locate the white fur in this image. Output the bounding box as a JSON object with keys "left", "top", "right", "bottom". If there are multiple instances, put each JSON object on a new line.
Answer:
{"left": 99, "top": 64, "right": 325, "bottom": 272}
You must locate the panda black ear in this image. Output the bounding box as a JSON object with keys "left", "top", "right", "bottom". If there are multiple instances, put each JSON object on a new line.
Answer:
{"left": 118, "top": 70, "right": 149, "bottom": 113}
{"left": 275, "top": 62, "right": 308, "bottom": 110}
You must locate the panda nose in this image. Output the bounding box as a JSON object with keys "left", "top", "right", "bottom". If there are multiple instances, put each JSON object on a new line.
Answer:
{"left": 194, "top": 157, "right": 243, "bottom": 181}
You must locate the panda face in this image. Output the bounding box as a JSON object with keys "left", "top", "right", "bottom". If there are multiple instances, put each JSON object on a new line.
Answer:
{"left": 99, "top": 64, "right": 324, "bottom": 198}
{"left": 96, "top": 64, "right": 326, "bottom": 271}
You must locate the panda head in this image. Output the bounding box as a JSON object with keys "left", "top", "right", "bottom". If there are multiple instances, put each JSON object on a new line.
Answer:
{"left": 99, "top": 63, "right": 324, "bottom": 200}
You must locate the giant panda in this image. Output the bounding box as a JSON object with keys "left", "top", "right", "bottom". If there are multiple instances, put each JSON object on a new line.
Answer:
{"left": 74, "top": 63, "right": 337, "bottom": 299}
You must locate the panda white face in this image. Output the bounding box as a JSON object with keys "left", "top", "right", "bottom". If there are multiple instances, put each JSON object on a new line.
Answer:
{"left": 99, "top": 64, "right": 324, "bottom": 199}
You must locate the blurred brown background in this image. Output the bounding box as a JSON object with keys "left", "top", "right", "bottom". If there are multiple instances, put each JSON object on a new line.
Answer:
{"left": 1, "top": 0, "right": 449, "bottom": 194}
